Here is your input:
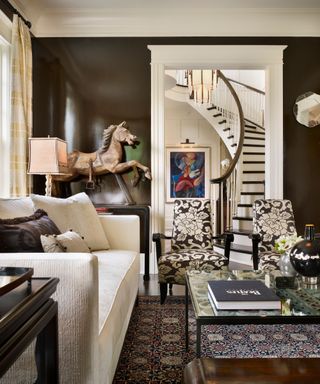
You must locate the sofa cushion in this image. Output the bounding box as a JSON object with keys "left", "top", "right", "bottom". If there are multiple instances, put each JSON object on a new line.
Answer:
{"left": 92, "top": 249, "right": 139, "bottom": 330}
{"left": 0, "top": 209, "right": 61, "bottom": 252}
{"left": 31, "top": 192, "right": 110, "bottom": 251}
{"left": 41, "top": 230, "right": 91, "bottom": 253}
{"left": 0, "top": 197, "right": 34, "bottom": 219}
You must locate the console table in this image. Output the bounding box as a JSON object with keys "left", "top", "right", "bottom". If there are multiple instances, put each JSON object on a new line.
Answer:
{"left": 0, "top": 277, "right": 59, "bottom": 383}
{"left": 95, "top": 204, "right": 150, "bottom": 280}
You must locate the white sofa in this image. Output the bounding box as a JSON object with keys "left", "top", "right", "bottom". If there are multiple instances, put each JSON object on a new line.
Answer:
{"left": 0, "top": 196, "right": 140, "bottom": 384}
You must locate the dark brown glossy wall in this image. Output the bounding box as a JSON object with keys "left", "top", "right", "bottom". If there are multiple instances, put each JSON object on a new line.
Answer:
{"left": 32, "top": 37, "right": 320, "bottom": 233}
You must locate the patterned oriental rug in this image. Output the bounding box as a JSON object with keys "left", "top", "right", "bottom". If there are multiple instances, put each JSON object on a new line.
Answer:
{"left": 113, "top": 296, "right": 320, "bottom": 383}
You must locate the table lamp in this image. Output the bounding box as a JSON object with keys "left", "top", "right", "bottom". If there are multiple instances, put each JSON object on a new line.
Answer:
{"left": 28, "top": 137, "right": 68, "bottom": 196}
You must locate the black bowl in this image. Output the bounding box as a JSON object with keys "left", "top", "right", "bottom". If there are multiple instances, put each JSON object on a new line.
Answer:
{"left": 290, "top": 239, "right": 320, "bottom": 277}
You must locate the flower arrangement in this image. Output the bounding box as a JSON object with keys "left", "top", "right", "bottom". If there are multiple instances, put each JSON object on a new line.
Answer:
{"left": 274, "top": 234, "right": 304, "bottom": 254}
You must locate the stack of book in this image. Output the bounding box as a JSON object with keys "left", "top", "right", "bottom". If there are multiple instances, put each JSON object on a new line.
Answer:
{"left": 207, "top": 280, "right": 281, "bottom": 312}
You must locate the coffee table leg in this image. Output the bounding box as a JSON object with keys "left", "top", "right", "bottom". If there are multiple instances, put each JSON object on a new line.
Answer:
{"left": 185, "top": 284, "right": 189, "bottom": 351}
{"left": 35, "top": 302, "right": 59, "bottom": 383}
{"left": 196, "top": 321, "right": 201, "bottom": 358}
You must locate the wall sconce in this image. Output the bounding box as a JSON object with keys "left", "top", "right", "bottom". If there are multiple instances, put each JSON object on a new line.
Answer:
{"left": 28, "top": 137, "right": 68, "bottom": 196}
{"left": 180, "top": 138, "right": 195, "bottom": 145}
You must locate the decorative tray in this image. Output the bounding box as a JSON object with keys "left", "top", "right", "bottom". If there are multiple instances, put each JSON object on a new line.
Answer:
{"left": 0, "top": 267, "right": 34, "bottom": 296}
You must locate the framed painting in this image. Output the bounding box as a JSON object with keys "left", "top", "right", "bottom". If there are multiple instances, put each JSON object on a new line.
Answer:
{"left": 166, "top": 147, "right": 210, "bottom": 202}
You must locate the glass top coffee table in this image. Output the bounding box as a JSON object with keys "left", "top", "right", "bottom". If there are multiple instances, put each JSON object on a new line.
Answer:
{"left": 185, "top": 269, "right": 320, "bottom": 357}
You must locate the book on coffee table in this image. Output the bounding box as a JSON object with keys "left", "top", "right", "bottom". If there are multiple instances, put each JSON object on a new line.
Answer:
{"left": 207, "top": 280, "right": 281, "bottom": 310}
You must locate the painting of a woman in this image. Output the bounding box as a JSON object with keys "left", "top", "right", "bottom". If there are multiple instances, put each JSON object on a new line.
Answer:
{"left": 167, "top": 148, "right": 209, "bottom": 201}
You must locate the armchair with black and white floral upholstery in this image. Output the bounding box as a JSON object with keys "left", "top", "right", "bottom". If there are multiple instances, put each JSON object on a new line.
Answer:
{"left": 251, "top": 199, "right": 297, "bottom": 271}
{"left": 152, "top": 199, "right": 233, "bottom": 304}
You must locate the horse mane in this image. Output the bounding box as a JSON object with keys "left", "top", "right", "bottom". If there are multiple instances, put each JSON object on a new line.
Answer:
{"left": 100, "top": 124, "right": 118, "bottom": 152}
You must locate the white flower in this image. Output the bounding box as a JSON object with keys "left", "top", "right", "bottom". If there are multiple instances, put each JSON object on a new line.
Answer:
{"left": 274, "top": 234, "right": 304, "bottom": 254}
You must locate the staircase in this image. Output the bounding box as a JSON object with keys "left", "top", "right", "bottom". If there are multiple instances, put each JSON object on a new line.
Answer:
{"left": 212, "top": 119, "right": 265, "bottom": 265}
{"left": 166, "top": 69, "right": 265, "bottom": 266}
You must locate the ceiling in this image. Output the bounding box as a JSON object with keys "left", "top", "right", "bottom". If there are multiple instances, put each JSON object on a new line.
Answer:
{"left": 11, "top": 0, "right": 320, "bottom": 37}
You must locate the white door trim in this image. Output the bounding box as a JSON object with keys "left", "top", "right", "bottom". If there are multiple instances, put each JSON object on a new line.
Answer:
{"left": 148, "top": 44, "right": 287, "bottom": 273}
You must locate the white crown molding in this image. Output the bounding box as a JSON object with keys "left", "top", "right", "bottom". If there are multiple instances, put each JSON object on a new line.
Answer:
{"left": 26, "top": 8, "right": 320, "bottom": 37}
{"left": 149, "top": 45, "right": 287, "bottom": 68}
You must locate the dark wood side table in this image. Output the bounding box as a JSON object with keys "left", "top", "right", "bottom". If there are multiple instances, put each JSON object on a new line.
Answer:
{"left": 0, "top": 277, "right": 60, "bottom": 383}
{"left": 95, "top": 204, "right": 150, "bottom": 280}
{"left": 183, "top": 357, "right": 320, "bottom": 384}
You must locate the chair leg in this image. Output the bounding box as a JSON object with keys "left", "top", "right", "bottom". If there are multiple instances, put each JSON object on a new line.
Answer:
{"left": 160, "top": 283, "right": 168, "bottom": 304}
{"left": 169, "top": 283, "right": 173, "bottom": 295}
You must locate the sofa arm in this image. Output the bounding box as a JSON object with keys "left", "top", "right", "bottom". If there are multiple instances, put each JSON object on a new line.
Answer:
{"left": 99, "top": 214, "right": 140, "bottom": 253}
{"left": 0, "top": 253, "right": 99, "bottom": 384}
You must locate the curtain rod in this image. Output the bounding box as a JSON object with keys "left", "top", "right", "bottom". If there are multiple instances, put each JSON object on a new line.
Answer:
{"left": 0, "top": 0, "right": 32, "bottom": 28}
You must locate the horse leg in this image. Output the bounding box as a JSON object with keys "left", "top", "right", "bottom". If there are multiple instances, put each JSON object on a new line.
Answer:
{"left": 131, "top": 166, "right": 140, "bottom": 187}
{"left": 112, "top": 161, "right": 152, "bottom": 182}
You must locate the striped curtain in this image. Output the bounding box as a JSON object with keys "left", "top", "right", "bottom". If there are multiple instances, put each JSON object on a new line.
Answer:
{"left": 9, "top": 15, "right": 32, "bottom": 197}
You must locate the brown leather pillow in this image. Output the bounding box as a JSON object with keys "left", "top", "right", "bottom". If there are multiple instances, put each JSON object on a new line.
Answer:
{"left": 0, "top": 209, "right": 61, "bottom": 252}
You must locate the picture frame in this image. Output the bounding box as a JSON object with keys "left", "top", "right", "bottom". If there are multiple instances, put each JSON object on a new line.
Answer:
{"left": 166, "top": 146, "right": 210, "bottom": 202}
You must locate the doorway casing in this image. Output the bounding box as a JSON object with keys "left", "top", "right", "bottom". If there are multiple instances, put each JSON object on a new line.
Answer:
{"left": 148, "top": 44, "right": 287, "bottom": 273}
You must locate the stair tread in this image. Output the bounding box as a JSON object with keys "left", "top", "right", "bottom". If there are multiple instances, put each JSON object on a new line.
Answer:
{"left": 213, "top": 241, "right": 252, "bottom": 254}
{"left": 244, "top": 136, "right": 265, "bottom": 141}
{"left": 243, "top": 144, "right": 265, "bottom": 147}
{"left": 233, "top": 216, "right": 253, "bottom": 221}
{"left": 231, "top": 143, "right": 237, "bottom": 147}
{"left": 242, "top": 181, "right": 265, "bottom": 184}
{"left": 207, "top": 106, "right": 216, "bottom": 110}
{"left": 237, "top": 203, "right": 252, "bottom": 207}
{"left": 243, "top": 170, "right": 265, "bottom": 173}
{"left": 243, "top": 152, "right": 265, "bottom": 155}
{"left": 219, "top": 119, "right": 227, "bottom": 124}
{"left": 226, "top": 228, "right": 253, "bottom": 236}
{"left": 223, "top": 127, "right": 231, "bottom": 131}
{"left": 245, "top": 129, "right": 265, "bottom": 136}
{"left": 243, "top": 162, "right": 265, "bottom": 165}
{"left": 241, "top": 192, "right": 264, "bottom": 195}
{"left": 245, "top": 124, "right": 265, "bottom": 131}
{"left": 227, "top": 135, "right": 234, "bottom": 139}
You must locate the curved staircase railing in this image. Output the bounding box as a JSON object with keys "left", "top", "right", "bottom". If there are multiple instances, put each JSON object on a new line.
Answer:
{"left": 211, "top": 70, "right": 245, "bottom": 183}
{"left": 210, "top": 70, "right": 245, "bottom": 235}
{"left": 226, "top": 77, "right": 265, "bottom": 129}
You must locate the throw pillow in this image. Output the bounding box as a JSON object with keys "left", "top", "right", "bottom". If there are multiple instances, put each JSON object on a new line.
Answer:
{"left": 30, "top": 192, "right": 110, "bottom": 251}
{"left": 0, "top": 197, "right": 34, "bottom": 219}
{"left": 0, "top": 209, "right": 61, "bottom": 252}
{"left": 41, "top": 230, "right": 91, "bottom": 253}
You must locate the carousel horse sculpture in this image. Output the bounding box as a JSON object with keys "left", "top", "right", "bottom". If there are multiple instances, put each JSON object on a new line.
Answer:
{"left": 54, "top": 121, "right": 151, "bottom": 188}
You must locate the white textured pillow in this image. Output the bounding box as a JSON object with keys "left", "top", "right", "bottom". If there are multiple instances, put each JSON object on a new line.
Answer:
{"left": 31, "top": 192, "right": 110, "bottom": 251}
{"left": 0, "top": 197, "right": 34, "bottom": 219}
{"left": 41, "top": 230, "right": 91, "bottom": 253}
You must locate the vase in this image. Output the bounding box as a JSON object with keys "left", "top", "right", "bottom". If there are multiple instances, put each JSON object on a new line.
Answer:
{"left": 279, "top": 251, "right": 296, "bottom": 277}
{"left": 290, "top": 224, "right": 320, "bottom": 282}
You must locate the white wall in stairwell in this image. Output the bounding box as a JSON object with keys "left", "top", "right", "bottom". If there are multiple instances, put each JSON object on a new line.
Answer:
{"left": 221, "top": 70, "right": 265, "bottom": 92}
{"left": 164, "top": 97, "right": 221, "bottom": 237}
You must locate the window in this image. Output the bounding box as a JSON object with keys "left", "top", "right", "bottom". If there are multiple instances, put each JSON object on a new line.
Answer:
{"left": 0, "top": 11, "right": 11, "bottom": 197}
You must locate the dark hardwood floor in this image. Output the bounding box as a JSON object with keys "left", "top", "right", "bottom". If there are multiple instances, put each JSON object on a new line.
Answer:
{"left": 139, "top": 261, "right": 251, "bottom": 296}
{"left": 139, "top": 274, "right": 185, "bottom": 296}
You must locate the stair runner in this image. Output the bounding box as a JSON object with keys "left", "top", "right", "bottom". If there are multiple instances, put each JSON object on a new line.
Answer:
{"left": 213, "top": 120, "right": 265, "bottom": 266}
